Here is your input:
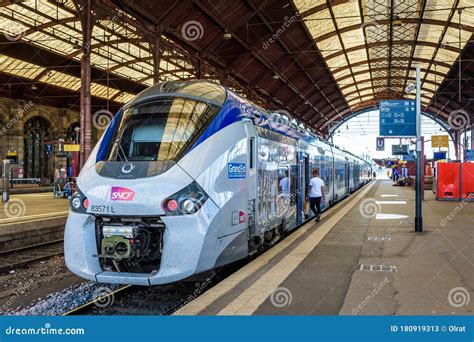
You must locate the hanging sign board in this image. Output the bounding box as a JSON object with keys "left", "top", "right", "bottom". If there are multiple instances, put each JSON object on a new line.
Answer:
{"left": 376, "top": 137, "right": 385, "bottom": 151}
{"left": 379, "top": 100, "right": 416, "bottom": 137}
{"left": 431, "top": 135, "right": 449, "bottom": 148}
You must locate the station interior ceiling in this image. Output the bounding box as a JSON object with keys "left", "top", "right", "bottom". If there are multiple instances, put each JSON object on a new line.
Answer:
{"left": 0, "top": 0, "right": 473, "bottom": 136}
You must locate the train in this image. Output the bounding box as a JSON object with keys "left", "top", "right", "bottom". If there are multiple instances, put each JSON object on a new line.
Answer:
{"left": 65, "top": 80, "right": 373, "bottom": 285}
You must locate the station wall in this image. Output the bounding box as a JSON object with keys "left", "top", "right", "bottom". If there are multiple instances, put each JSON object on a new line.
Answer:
{"left": 0, "top": 97, "right": 101, "bottom": 182}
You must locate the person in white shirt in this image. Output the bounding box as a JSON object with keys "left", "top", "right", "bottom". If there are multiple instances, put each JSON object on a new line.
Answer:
{"left": 279, "top": 171, "right": 290, "bottom": 196}
{"left": 307, "top": 168, "right": 325, "bottom": 222}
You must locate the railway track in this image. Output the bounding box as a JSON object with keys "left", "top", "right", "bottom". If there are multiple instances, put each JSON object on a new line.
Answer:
{"left": 0, "top": 240, "right": 64, "bottom": 274}
{"left": 64, "top": 262, "right": 246, "bottom": 316}
{"left": 64, "top": 283, "right": 201, "bottom": 315}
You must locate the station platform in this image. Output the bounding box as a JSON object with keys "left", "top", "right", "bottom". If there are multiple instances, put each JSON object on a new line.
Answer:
{"left": 0, "top": 186, "right": 53, "bottom": 195}
{"left": 176, "top": 180, "right": 473, "bottom": 315}
{"left": 0, "top": 193, "right": 69, "bottom": 250}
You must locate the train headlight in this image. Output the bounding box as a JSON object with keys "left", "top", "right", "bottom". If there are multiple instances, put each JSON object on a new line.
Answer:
{"left": 71, "top": 197, "right": 82, "bottom": 210}
{"left": 70, "top": 187, "right": 89, "bottom": 213}
{"left": 181, "top": 198, "right": 198, "bottom": 214}
{"left": 163, "top": 181, "right": 208, "bottom": 216}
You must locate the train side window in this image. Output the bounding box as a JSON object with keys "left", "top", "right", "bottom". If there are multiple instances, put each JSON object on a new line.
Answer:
{"left": 249, "top": 137, "right": 255, "bottom": 169}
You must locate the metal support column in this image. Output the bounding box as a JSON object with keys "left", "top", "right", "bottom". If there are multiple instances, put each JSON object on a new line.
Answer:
{"left": 77, "top": 0, "right": 94, "bottom": 168}
{"left": 464, "top": 131, "right": 468, "bottom": 161}
{"left": 454, "top": 130, "right": 461, "bottom": 160}
{"left": 471, "top": 127, "right": 474, "bottom": 151}
{"left": 2, "top": 159, "right": 10, "bottom": 203}
{"left": 415, "top": 66, "right": 423, "bottom": 232}
{"left": 151, "top": 35, "right": 161, "bottom": 84}
{"left": 197, "top": 56, "right": 203, "bottom": 79}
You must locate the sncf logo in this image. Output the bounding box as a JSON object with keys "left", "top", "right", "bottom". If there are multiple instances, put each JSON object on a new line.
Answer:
{"left": 110, "top": 186, "right": 135, "bottom": 201}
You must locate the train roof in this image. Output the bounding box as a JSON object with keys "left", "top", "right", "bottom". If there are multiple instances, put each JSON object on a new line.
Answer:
{"left": 125, "top": 80, "right": 227, "bottom": 108}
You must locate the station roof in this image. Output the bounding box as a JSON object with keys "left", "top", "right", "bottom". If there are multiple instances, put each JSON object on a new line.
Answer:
{"left": 0, "top": 0, "right": 473, "bottom": 134}
{"left": 294, "top": 0, "right": 474, "bottom": 131}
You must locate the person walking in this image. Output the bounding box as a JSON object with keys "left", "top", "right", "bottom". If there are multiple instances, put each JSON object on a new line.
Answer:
{"left": 393, "top": 167, "right": 399, "bottom": 182}
{"left": 307, "top": 168, "right": 325, "bottom": 222}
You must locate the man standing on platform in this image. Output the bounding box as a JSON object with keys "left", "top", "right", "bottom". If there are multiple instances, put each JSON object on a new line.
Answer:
{"left": 308, "top": 168, "right": 325, "bottom": 222}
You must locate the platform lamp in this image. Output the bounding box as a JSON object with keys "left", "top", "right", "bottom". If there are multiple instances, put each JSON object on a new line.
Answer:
{"left": 405, "top": 65, "right": 423, "bottom": 232}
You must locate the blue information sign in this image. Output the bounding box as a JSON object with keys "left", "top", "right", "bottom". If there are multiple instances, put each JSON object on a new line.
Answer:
{"left": 379, "top": 100, "right": 416, "bottom": 137}
{"left": 433, "top": 151, "right": 447, "bottom": 161}
{"left": 466, "top": 149, "right": 474, "bottom": 161}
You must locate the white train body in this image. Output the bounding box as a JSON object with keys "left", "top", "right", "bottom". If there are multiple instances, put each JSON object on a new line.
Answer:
{"left": 65, "top": 81, "right": 372, "bottom": 285}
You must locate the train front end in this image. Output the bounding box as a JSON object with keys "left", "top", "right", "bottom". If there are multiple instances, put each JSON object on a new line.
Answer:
{"left": 65, "top": 81, "right": 249, "bottom": 285}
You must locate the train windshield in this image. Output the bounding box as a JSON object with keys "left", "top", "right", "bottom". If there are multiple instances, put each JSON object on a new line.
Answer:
{"left": 106, "top": 97, "right": 220, "bottom": 162}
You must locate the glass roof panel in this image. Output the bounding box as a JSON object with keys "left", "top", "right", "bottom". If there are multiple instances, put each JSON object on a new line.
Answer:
{"left": 360, "top": 94, "right": 373, "bottom": 101}
{"left": 0, "top": 55, "right": 46, "bottom": 79}
{"left": 39, "top": 70, "right": 81, "bottom": 91}
{"left": 354, "top": 72, "right": 371, "bottom": 83}
{"left": 327, "top": 54, "right": 348, "bottom": 69}
{"left": 90, "top": 83, "right": 119, "bottom": 99}
{"left": 305, "top": 8, "right": 335, "bottom": 39}
{"left": 114, "top": 66, "right": 148, "bottom": 81}
{"left": 334, "top": 2, "right": 360, "bottom": 30}
{"left": 293, "top": 0, "right": 326, "bottom": 14}
{"left": 345, "top": 50, "right": 366, "bottom": 64}
{"left": 341, "top": 85, "right": 358, "bottom": 94}
{"left": 333, "top": 69, "right": 353, "bottom": 80}
{"left": 317, "top": 37, "right": 343, "bottom": 56}
{"left": 340, "top": 30, "right": 364, "bottom": 50}
{"left": 358, "top": 89, "right": 374, "bottom": 97}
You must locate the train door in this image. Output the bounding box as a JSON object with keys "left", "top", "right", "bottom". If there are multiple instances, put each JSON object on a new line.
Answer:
{"left": 297, "top": 153, "right": 309, "bottom": 224}
{"left": 247, "top": 136, "right": 257, "bottom": 239}
{"left": 345, "top": 159, "right": 350, "bottom": 194}
{"left": 328, "top": 149, "right": 335, "bottom": 205}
